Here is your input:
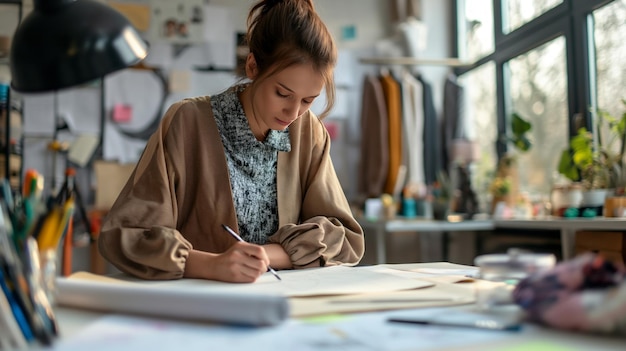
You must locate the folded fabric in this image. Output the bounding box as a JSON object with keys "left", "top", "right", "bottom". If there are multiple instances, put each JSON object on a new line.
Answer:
{"left": 512, "top": 253, "right": 626, "bottom": 335}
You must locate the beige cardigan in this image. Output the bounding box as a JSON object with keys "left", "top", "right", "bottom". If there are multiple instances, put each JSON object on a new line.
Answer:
{"left": 98, "top": 96, "right": 365, "bottom": 280}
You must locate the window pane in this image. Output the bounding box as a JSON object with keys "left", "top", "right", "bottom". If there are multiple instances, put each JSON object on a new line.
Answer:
{"left": 459, "top": 62, "right": 497, "bottom": 213}
{"left": 459, "top": 0, "right": 494, "bottom": 61}
{"left": 509, "top": 37, "right": 568, "bottom": 196}
{"left": 504, "top": 0, "right": 563, "bottom": 33}
{"left": 594, "top": 0, "right": 626, "bottom": 157}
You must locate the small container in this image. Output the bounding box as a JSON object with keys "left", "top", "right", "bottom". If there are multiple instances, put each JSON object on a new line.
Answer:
{"left": 474, "top": 249, "right": 556, "bottom": 310}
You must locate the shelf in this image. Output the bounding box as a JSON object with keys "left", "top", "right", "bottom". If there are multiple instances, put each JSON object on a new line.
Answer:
{"left": 359, "top": 57, "right": 472, "bottom": 67}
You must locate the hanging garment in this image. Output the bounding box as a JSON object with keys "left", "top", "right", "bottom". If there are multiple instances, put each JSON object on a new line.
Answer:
{"left": 400, "top": 70, "right": 425, "bottom": 189}
{"left": 442, "top": 73, "right": 467, "bottom": 172}
{"left": 358, "top": 74, "right": 389, "bottom": 199}
{"left": 416, "top": 74, "right": 442, "bottom": 185}
{"left": 380, "top": 72, "right": 404, "bottom": 195}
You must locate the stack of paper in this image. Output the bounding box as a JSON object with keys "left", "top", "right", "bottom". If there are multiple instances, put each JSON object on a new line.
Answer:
{"left": 55, "top": 265, "right": 474, "bottom": 326}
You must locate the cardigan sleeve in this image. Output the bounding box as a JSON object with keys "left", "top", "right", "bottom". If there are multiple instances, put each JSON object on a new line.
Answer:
{"left": 268, "top": 120, "right": 365, "bottom": 268}
{"left": 97, "top": 102, "right": 192, "bottom": 280}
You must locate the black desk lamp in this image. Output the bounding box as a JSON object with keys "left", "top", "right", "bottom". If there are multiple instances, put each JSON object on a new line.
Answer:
{"left": 8, "top": 0, "right": 148, "bottom": 186}
{"left": 7, "top": 0, "right": 147, "bottom": 272}
{"left": 10, "top": 0, "right": 148, "bottom": 92}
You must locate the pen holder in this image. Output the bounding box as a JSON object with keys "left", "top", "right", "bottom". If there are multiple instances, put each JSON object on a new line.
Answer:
{"left": 39, "top": 248, "right": 59, "bottom": 305}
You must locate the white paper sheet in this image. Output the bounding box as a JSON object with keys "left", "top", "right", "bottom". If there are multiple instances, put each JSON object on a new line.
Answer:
{"left": 52, "top": 307, "right": 511, "bottom": 351}
{"left": 202, "top": 5, "right": 234, "bottom": 42}
{"left": 57, "top": 87, "right": 101, "bottom": 134}
{"left": 22, "top": 93, "right": 56, "bottom": 135}
{"left": 143, "top": 265, "right": 434, "bottom": 297}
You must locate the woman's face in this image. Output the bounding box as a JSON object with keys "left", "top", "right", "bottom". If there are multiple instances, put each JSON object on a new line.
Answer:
{"left": 245, "top": 57, "right": 325, "bottom": 135}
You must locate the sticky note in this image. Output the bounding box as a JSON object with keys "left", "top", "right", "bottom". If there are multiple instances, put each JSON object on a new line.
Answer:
{"left": 324, "top": 121, "right": 340, "bottom": 140}
{"left": 341, "top": 25, "right": 357, "bottom": 41}
{"left": 112, "top": 104, "right": 132, "bottom": 123}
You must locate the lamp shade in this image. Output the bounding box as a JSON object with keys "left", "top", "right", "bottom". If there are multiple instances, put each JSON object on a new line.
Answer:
{"left": 9, "top": 0, "right": 148, "bottom": 92}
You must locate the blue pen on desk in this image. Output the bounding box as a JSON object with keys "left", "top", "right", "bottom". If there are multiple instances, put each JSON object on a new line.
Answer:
{"left": 388, "top": 317, "right": 522, "bottom": 332}
{"left": 221, "top": 224, "right": 282, "bottom": 281}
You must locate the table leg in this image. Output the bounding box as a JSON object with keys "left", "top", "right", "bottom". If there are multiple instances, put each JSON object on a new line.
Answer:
{"left": 375, "top": 224, "right": 386, "bottom": 264}
{"left": 560, "top": 228, "right": 576, "bottom": 260}
{"left": 442, "top": 231, "right": 449, "bottom": 262}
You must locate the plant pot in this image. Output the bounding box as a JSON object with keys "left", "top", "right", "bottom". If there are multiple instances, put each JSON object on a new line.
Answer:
{"left": 581, "top": 188, "right": 612, "bottom": 207}
{"left": 604, "top": 196, "right": 626, "bottom": 217}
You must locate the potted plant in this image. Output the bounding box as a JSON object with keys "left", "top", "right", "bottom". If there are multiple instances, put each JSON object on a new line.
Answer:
{"left": 488, "top": 113, "right": 532, "bottom": 214}
{"left": 557, "top": 100, "right": 626, "bottom": 207}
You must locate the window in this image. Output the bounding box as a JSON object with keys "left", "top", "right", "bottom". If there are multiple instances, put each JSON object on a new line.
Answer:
{"left": 455, "top": 0, "right": 622, "bottom": 204}
{"left": 509, "top": 37, "right": 568, "bottom": 195}
{"left": 503, "top": 0, "right": 563, "bottom": 33}
{"left": 459, "top": 63, "right": 497, "bottom": 212}
{"left": 593, "top": 0, "right": 626, "bottom": 156}
{"left": 458, "top": 0, "right": 494, "bottom": 61}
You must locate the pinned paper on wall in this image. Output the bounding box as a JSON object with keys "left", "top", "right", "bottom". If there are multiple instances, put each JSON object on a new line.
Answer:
{"left": 22, "top": 94, "right": 56, "bottom": 135}
{"left": 149, "top": 0, "right": 205, "bottom": 43}
{"left": 169, "top": 70, "right": 191, "bottom": 93}
{"left": 112, "top": 104, "right": 132, "bottom": 123}
{"left": 107, "top": 2, "right": 151, "bottom": 32}
{"left": 202, "top": 4, "right": 234, "bottom": 42}
{"left": 68, "top": 134, "right": 100, "bottom": 168}
{"left": 324, "top": 121, "right": 340, "bottom": 141}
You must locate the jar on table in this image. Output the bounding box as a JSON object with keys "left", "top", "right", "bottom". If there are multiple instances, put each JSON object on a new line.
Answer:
{"left": 551, "top": 183, "right": 582, "bottom": 216}
{"left": 473, "top": 249, "right": 556, "bottom": 311}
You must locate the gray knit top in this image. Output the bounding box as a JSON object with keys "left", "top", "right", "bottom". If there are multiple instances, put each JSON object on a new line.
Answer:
{"left": 211, "top": 84, "right": 291, "bottom": 244}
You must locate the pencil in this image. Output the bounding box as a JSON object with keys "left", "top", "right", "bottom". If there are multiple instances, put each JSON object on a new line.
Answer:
{"left": 221, "top": 224, "right": 281, "bottom": 281}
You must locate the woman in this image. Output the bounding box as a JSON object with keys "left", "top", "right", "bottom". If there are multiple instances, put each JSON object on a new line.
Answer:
{"left": 98, "top": 0, "right": 365, "bottom": 282}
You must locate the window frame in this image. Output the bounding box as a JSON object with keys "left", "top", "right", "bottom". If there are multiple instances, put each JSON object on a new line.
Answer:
{"left": 453, "top": 0, "right": 616, "bottom": 158}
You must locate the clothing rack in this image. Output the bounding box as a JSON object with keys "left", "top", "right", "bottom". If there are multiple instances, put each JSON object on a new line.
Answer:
{"left": 359, "top": 57, "right": 471, "bottom": 67}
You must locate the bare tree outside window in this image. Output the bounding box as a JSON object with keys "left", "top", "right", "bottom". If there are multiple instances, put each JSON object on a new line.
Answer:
{"left": 459, "top": 63, "right": 497, "bottom": 213}
{"left": 594, "top": 0, "right": 626, "bottom": 156}
{"left": 509, "top": 38, "right": 569, "bottom": 196}
{"left": 459, "top": 0, "right": 494, "bottom": 62}
{"left": 504, "top": 0, "right": 563, "bottom": 34}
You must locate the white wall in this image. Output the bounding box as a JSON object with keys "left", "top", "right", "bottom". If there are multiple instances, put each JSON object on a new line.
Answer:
{"left": 2, "top": 0, "right": 455, "bottom": 271}
{"left": 4, "top": 0, "right": 454, "bottom": 201}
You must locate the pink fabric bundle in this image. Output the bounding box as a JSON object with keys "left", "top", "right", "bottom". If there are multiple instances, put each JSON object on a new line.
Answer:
{"left": 513, "top": 253, "right": 626, "bottom": 335}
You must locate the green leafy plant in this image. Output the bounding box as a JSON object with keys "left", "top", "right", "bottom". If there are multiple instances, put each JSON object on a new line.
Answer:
{"left": 488, "top": 113, "right": 531, "bottom": 200}
{"left": 557, "top": 99, "right": 626, "bottom": 190}
{"left": 489, "top": 175, "right": 512, "bottom": 197}
{"left": 503, "top": 112, "right": 533, "bottom": 152}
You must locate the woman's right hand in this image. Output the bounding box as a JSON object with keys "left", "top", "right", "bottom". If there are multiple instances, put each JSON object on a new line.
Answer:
{"left": 185, "top": 243, "right": 271, "bottom": 283}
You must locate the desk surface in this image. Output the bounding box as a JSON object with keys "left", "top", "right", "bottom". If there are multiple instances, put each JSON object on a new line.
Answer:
{"left": 360, "top": 217, "right": 626, "bottom": 264}
{"left": 40, "top": 263, "right": 626, "bottom": 351}
{"left": 361, "top": 216, "right": 626, "bottom": 232}
{"left": 494, "top": 217, "right": 626, "bottom": 230}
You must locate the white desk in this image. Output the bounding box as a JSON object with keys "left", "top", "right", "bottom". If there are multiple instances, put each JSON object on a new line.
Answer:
{"left": 43, "top": 262, "right": 625, "bottom": 351}
{"left": 494, "top": 217, "right": 626, "bottom": 261}
{"left": 359, "top": 218, "right": 496, "bottom": 264}
{"left": 361, "top": 217, "right": 626, "bottom": 264}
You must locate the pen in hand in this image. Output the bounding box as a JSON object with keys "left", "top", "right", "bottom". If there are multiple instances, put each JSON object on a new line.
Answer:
{"left": 221, "top": 224, "right": 282, "bottom": 281}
